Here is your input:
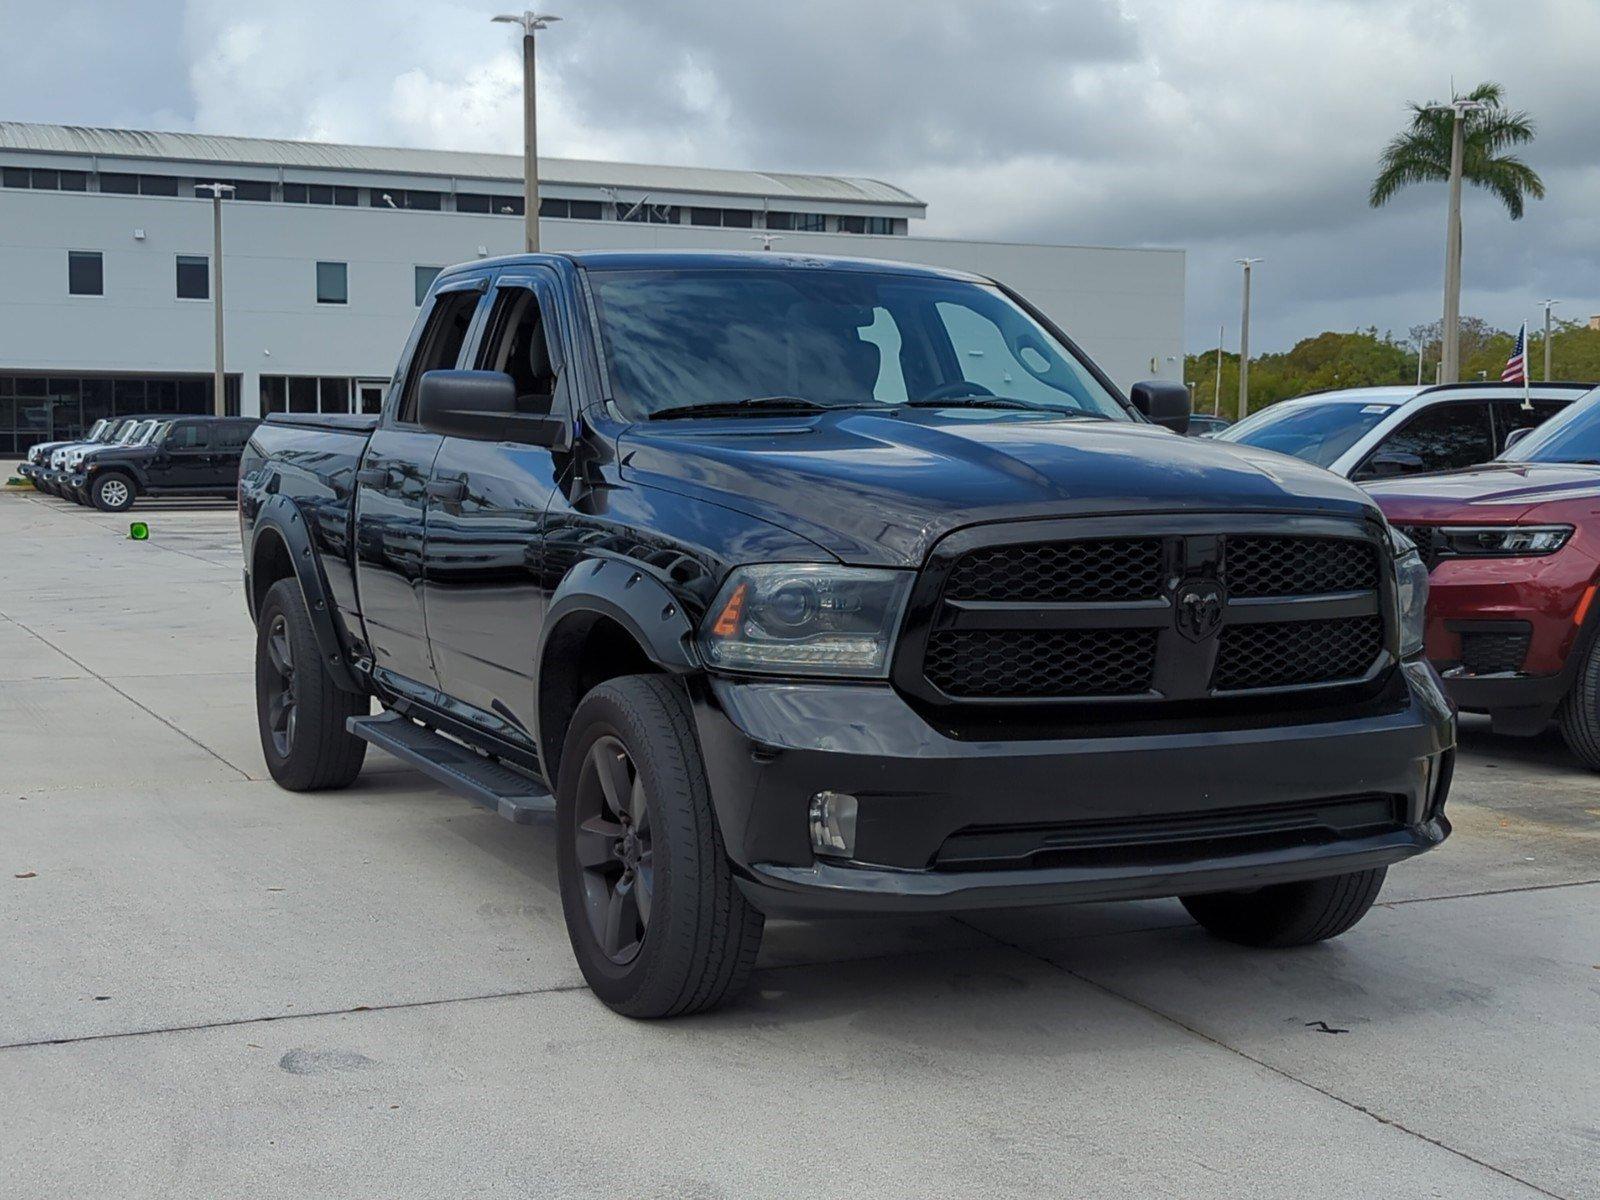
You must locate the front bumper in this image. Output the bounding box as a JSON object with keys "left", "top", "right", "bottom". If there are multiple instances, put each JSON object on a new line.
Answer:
{"left": 693, "top": 661, "right": 1455, "bottom": 918}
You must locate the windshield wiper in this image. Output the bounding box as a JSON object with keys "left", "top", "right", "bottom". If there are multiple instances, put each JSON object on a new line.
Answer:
{"left": 649, "top": 395, "right": 846, "bottom": 421}
{"left": 902, "top": 396, "right": 1108, "bottom": 417}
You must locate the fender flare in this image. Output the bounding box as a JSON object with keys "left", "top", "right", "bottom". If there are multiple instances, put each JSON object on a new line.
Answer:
{"left": 533, "top": 555, "right": 702, "bottom": 775}
{"left": 88, "top": 459, "right": 148, "bottom": 492}
{"left": 248, "top": 493, "right": 364, "bottom": 694}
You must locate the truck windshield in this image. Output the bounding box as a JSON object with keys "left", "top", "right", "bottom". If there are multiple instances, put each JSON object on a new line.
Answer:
{"left": 1500, "top": 386, "right": 1600, "bottom": 463}
{"left": 588, "top": 267, "right": 1130, "bottom": 421}
{"left": 1214, "top": 400, "right": 1397, "bottom": 467}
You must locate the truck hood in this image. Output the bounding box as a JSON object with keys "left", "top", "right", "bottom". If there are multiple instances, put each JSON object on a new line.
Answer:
{"left": 1366, "top": 462, "right": 1600, "bottom": 523}
{"left": 618, "top": 409, "right": 1379, "bottom": 566}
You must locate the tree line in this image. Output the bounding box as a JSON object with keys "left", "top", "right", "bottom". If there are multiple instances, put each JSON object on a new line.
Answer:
{"left": 1184, "top": 319, "right": 1600, "bottom": 422}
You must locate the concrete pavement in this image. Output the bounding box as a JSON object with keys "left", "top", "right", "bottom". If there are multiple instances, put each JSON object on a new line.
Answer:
{"left": 2, "top": 491, "right": 1596, "bottom": 1198}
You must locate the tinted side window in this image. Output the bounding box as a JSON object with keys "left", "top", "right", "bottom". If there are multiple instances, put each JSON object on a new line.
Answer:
{"left": 166, "top": 423, "right": 211, "bottom": 449}
{"left": 1363, "top": 402, "right": 1493, "bottom": 475}
{"left": 398, "top": 289, "right": 482, "bottom": 423}
{"left": 1492, "top": 399, "right": 1568, "bottom": 453}
{"left": 475, "top": 287, "right": 557, "bottom": 414}
{"left": 215, "top": 421, "right": 257, "bottom": 450}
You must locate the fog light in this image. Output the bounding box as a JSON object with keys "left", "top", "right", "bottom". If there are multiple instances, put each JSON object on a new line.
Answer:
{"left": 808, "top": 790, "right": 858, "bottom": 858}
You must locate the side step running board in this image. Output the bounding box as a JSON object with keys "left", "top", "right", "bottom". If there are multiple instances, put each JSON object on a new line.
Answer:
{"left": 346, "top": 712, "right": 555, "bottom": 824}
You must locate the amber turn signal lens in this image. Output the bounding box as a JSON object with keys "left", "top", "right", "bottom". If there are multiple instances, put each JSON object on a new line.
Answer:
{"left": 711, "top": 581, "right": 748, "bottom": 637}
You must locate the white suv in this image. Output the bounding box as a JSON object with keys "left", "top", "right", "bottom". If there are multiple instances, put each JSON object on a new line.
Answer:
{"left": 1213, "top": 382, "right": 1597, "bottom": 479}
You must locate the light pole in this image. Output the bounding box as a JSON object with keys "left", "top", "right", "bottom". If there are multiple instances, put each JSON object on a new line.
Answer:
{"left": 196, "top": 182, "right": 234, "bottom": 415}
{"left": 1541, "top": 298, "right": 1559, "bottom": 380}
{"left": 1427, "top": 98, "right": 1486, "bottom": 384}
{"left": 1214, "top": 324, "right": 1223, "bottom": 416}
{"left": 492, "top": 10, "right": 561, "bottom": 253}
{"left": 1236, "top": 258, "right": 1262, "bottom": 420}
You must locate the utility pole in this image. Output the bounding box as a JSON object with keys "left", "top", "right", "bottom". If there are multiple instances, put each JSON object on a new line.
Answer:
{"left": 1236, "top": 259, "right": 1262, "bottom": 420}
{"left": 196, "top": 182, "right": 234, "bottom": 415}
{"left": 1428, "top": 98, "right": 1485, "bottom": 383}
{"left": 1214, "top": 325, "right": 1223, "bottom": 416}
{"left": 493, "top": 11, "right": 561, "bottom": 253}
{"left": 1541, "top": 299, "right": 1559, "bottom": 380}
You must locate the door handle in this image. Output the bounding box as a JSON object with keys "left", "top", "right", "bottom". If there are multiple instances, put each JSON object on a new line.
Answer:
{"left": 426, "top": 477, "right": 467, "bottom": 502}
{"left": 356, "top": 467, "right": 391, "bottom": 488}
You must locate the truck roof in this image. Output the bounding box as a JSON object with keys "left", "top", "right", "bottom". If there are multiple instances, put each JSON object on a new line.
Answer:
{"left": 440, "top": 249, "right": 991, "bottom": 285}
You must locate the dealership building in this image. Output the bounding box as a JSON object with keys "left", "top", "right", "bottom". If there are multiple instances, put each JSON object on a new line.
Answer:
{"left": 0, "top": 121, "right": 1183, "bottom": 454}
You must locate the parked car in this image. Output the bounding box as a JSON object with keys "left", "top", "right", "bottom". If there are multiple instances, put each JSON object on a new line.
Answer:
{"left": 1184, "top": 413, "right": 1232, "bottom": 437}
{"left": 18, "top": 418, "right": 115, "bottom": 489}
{"left": 1212, "top": 382, "right": 1591, "bottom": 479}
{"left": 70, "top": 415, "right": 260, "bottom": 511}
{"left": 1367, "top": 387, "right": 1600, "bottom": 767}
{"left": 241, "top": 251, "right": 1452, "bottom": 1018}
{"left": 38, "top": 417, "right": 158, "bottom": 496}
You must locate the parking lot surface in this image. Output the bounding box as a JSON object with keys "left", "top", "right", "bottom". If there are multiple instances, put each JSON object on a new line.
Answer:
{"left": 2, "top": 491, "right": 1597, "bottom": 1198}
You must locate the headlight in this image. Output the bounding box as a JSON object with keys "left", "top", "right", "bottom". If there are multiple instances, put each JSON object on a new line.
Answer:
{"left": 699, "top": 564, "right": 914, "bottom": 677}
{"left": 1431, "top": 525, "right": 1572, "bottom": 557}
{"left": 1388, "top": 527, "right": 1428, "bottom": 658}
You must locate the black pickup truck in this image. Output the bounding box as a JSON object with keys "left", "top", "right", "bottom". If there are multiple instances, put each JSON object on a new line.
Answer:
{"left": 240, "top": 251, "right": 1454, "bottom": 1018}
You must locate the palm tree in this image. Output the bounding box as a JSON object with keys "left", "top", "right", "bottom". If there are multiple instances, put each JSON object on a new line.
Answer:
{"left": 1370, "top": 82, "right": 1544, "bottom": 381}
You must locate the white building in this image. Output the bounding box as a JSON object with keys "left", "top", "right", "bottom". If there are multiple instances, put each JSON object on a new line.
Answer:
{"left": 0, "top": 122, "right": 1183, "bottom": 453}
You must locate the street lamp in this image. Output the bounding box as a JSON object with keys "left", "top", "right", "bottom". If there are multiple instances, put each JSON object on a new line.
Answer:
{"left": 492, "top": 10, "right": 561, "bottom": 253}
{"left": 1235, "top": 258, "right": 1262, "bottom": 420}
{"left": 1426, "top": 98, "right": 1486, "bottom": 383}
{"left": 1541, "top": 299, "right": 1560, "bottom": 381}
{"left": 196, "top": 181, "right": 235, "bottom": 416}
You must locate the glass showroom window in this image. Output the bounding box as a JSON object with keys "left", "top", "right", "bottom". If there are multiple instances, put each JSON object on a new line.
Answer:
{"left": 316, "top": 261, "right": 348, "bottom": 305}
{"left": 176, "top": 255, "right": 209, "bottom": 300}
{"left": 68, "top": 251, "right": 103, "bottom": 296}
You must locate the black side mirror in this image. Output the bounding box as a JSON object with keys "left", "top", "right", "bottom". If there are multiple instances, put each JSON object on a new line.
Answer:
{"left": 1502, "top": 427, "right": 1534, "bottom": 453}
{"left": 417, "top": 370, "right": 571, "bottom": 449}
{"left": 1129, "top": 380, "right": 1191, "bottom": 434}
{"left": 1363, "top": 449, "right": 1425, "bottom": 478}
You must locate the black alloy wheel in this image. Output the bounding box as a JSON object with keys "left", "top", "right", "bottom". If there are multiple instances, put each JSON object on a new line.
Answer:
{"left": 262, "top": 612, "right": 297, "bottom": 759}
{"left": 572, "top": 734, "right": 654, "bottom": 964}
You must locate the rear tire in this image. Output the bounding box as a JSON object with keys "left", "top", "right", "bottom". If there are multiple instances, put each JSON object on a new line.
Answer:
{"left": 1557, "top": 635, "right": 1600, "bottom": 770}
{"left": 90, "top": 471, "right": 136, "bottom": 512}
{"left": 556, "top": 674, "right": 764, "bottom": 1018}
{"left": 1181, "top": 868, "right": 1386, "bottom": 947}
{"left": 254, "top": 578, "right": 368, "bottom": 790}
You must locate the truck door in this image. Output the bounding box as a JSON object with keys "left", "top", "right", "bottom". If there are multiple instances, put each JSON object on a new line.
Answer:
{"left": 156, "top": 420, "right": 215, "bottom": 488}
{"left": 354, "top": 278, "right": 488, "bottom": 693}
{"left": 421, "top": 273, "right": 570, "bottom": 743}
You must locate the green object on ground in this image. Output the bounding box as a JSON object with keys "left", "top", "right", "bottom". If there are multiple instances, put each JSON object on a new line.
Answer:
{"left": 129, "top": 521, "right": 149, "bottom": 541}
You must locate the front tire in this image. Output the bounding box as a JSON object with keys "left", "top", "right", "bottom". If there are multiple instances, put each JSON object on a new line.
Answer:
{"left": 556, "top": 675, "right": 764, "bottom": 1018}
{"left": 254, "top": 578, "right": 368, "bottom": 790}
{"left": 90, "top": 472, "right": 136, "bottom": 512}
{"left": 1557, "top": 634, "right": 1600, "bottom": 770}
{"left": 1181, "top": 868, "right": 1386, "bottom": 947}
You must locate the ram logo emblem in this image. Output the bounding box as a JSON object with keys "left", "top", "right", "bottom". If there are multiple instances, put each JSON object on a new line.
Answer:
{"left": 1175, "top": 581, "right": 1225, "bottom": 642}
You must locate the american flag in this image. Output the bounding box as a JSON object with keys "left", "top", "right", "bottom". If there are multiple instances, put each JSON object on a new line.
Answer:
{"left": 1502, "top": 322, "right": 1528, "bottom": 383}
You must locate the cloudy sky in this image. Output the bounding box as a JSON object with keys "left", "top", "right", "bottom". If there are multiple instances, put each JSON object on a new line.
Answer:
{"left": 6, "top": 0, "right": 1597, "bottom": 353}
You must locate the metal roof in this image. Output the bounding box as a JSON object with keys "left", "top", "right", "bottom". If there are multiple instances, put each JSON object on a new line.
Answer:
{"left": 0, "top": 121, "right": 925, "bottom": 211}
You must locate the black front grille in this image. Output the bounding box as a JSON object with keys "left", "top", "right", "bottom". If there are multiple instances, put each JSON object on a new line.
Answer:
{"left": 924, "top": 628, "right": 1158, "bottom": 698}
{"left": 1226, "top": 536, "right": 1378, "bottom": 596}
{"left": 1213, "top": 615, "right": 1384, "bottom": 691}
{"left": 918, "top": 529, "right": 1388, "bottom": 704}
{"left": 1459, "top": 631, "right": 1529, "bottom": 675}
{"left": 944, "top": 538, "right": 1163, "bottom": 602}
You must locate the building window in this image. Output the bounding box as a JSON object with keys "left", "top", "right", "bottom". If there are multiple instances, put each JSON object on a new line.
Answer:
{"left": 176, "top": 255, "right": 209, "bottom": 300}
{"left": 139, "top": 174, "right": 181, "bottom": 197}
{"left": 415, "top": 266, "right": 442, "bottom": 306}
{"left": 315, "top": 261, "right": 348, "bottom": 305}
{"left": 260, "top": 375, "right": 356, "bottom": 416}
{"left": 96, "top": 172, "right": 183, "bottom": 196}
{"left": 865, "top": 216, "right": 894, "bottom": 235}
{"left": 620, "top": 202, "right": 679, "bottom": 224}
{"left": 838, "top": 215, "right": 866, "bottom": 234}
{"left": 195, "top": 179, "right": 271, "bottom": 202}
{"left": 767, "top": 211, "right": 826, "bottom": 232}
{"left": 539, "top": 198, "right": 602, "bottom": 220}
{"left": 459, "top": 192, "right": 524, "bottom": 215}
{"left": 2, "top": 167, "right": 28, "bottom": 188}
{"left": 370, "top": 188, "right": 442, "bottom": 211}
{"left": 68, "top": 251, "right": 103, "bottom": 296}
{"left": 4, "top": 167, "right": 83, "bottom": 191}
{"left": 284, "top": 182, "right": 358, "bottom": 205}
{"left": 99, "top": 172, "right": 138, "bottom": 194}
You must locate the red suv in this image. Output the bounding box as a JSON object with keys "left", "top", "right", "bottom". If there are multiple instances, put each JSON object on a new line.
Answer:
{"left": 1366, "top": 386, "right": 1600, "bottom": 766}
